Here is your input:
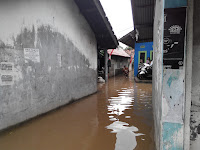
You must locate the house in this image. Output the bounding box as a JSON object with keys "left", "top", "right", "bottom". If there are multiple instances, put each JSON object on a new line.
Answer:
{"left": 131, "top": 0, "right": 154, "bottom": 77}
{"left": 120, "top": 31, "right": 153, "bottom": 77}
{"left": 119, "top": 30, "right": 135, "bottom": 49}
{"left": 0, "top": 0, "right": 118, "bottom": 131}
{"left": 107, "top": 48, "right": 130, "bottom": 77}
{"left": 134, "top": 42, "right": 153, "bottom": 76}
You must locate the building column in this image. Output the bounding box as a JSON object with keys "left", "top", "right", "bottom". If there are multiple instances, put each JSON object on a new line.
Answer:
{"left": 153, "top": 0, "right": 189, "bottom": 149}
{"left": 184, "top": 0, "right": 193, "bottom": 149}
{"left": 104, "top": 49, "right": 108, "bottom": 82}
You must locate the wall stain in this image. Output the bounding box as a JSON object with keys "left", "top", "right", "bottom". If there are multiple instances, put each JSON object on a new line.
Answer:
{"left": 0, "top": 24, "right": 97, "bottom": 130}
{"left": 190, "top": 111, "right": 200, "bottom": 141}
{"left": 167, "top": 72, "right": 179, "bottom": 87}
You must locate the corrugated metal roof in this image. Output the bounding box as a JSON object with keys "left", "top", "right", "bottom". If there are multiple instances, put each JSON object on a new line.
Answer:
{"left": 107, "top": 48, "right": 130, "bottom": 58}
{"left": 119, "top": 30, "right": 135, "bottom": 48}
{"left": 74, "top": 0, "right": 119, "bottom": 49}
{"left": 131, "top": 0, "right": 155, "bottom": 42}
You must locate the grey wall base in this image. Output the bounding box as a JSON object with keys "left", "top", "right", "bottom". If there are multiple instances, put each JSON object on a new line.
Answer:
{"left": 0, "top": 0, "right": 97, "bottom": 131}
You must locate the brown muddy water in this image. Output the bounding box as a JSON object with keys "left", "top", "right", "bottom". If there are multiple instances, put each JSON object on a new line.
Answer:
{"left": 0, "top": 73, "right": 155, "bottom": 150}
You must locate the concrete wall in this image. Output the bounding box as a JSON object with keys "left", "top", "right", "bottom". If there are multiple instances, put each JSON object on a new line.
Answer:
{"left": 153, "top": 0, "right": 189, "bottom": 149}
{"left": 161, "top": 1, "right": 188, "bottom": 150}
{"left": 152, "top": 0, "right": 164, "bottom": 149}
{"left": 190, "top": 0, "right": 200, "bottom": 149}
{"left": 134, "top": 42, "right": 153, "bottom": 76}
{"left": 0, "top": 0, "right": 97, "bottom": 130}
{"left": 109, "top": 56, "right": 129, "bottom": 77}
{"left": 152, "top": 0, "right": 200, "bottom": 149}
{"left": 185, "top": 0, "right": 193, "bottom": 149}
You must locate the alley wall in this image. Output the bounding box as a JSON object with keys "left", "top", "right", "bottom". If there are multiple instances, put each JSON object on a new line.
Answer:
{"left": 153, "top": 0, "right": 191, "bottom": 149}
{"left": 0, "top": 0, "right": 97, "bottom": 131}
{"left": 152, "top": 0, "right": 164, "bottom": 149}
{"left": 190, "top": 0, "right": 200, "bottom": 149}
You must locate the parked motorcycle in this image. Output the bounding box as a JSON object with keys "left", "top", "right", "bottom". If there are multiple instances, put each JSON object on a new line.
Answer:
{"left": 137, "top": 62, "right": 153, "bottom": 80}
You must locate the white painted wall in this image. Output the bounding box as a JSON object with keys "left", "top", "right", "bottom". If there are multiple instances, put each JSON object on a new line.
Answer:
{"left": 0, "top": 0, "right": 97, "bottom": 69}
{"left": 110, "top": 56, "right": 129, "bottom": 77}
{"left": 0, "top": 0, "right": 98, "bottom": 131}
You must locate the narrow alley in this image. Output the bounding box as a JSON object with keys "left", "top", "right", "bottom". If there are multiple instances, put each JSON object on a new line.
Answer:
{"left": 0, "top": 73, "right": 154, "bottom": 150}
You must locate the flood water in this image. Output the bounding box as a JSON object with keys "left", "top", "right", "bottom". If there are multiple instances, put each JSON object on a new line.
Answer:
{"left": 0, "top": 73, "right": 155, "bottom": 150}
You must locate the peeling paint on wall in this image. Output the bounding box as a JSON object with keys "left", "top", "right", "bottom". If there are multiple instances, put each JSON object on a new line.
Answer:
{"left": 191, "top": 111, "right": 200, "bottom": 149}
{"left": 191, "top": 111, "right": 200, "bottom": 140}
{"left": 162, "top": 69, "right": 185, "bottom": 149}
{"left": 162, "top": 69, "right": 184, "bottom": 124}
{"left": 163, "top": 122, "right": 183, "bottom": 150}
{"left": 167, "top": 72, "right": 179, "bottom": 87}
{"left": 190, "top": 107, "right": 200, "bottom": 149}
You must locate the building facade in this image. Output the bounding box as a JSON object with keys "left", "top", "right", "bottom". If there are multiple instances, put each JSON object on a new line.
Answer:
{"left": 134, "top": 42, "right": 153, "bottom": 76}
{"left": 107, "top": 48, "right": 130, "bottom": 77}
{"left": 0, "top": 0, "right": 118, "bottom": 131}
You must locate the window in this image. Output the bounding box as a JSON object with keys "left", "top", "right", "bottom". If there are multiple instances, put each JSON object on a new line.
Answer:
{"left": 138, "top": 51, "right": 147, "bottom": 65}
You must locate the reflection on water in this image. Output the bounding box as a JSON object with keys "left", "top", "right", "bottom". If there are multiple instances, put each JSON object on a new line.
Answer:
{"left": 107, "top": 95, "right": 133, "bottom": 116}
{"left": 0, "top": 73, "right": 154, "bottom": 150}
{"left": 106, "top": 85, "right": 146, "bottom": 150}
{"left": 107, "top": 121, "right": 144, "bottom": 150}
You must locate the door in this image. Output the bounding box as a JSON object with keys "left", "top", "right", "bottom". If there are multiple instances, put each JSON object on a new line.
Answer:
{"left": 150, "top": 50, "right": 153, "bottom": 61}
{"left": 138, "top": 51, "right": 147, "bottom": 64}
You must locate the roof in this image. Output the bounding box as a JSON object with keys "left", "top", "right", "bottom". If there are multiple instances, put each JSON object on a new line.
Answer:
{"left": 74, "top": 0, "right": 119, "bottom": 49}
{"left": 125, "top": 49, "right": 135, "bottom": 56}
{"left": 131, "top": 0, "right": 155, "bottom": 43}
{"left": 107, "top": 48, "right": 130, "bottom": 58}
{"left": 119, "top": 30, "right": 135, "bottom": 48}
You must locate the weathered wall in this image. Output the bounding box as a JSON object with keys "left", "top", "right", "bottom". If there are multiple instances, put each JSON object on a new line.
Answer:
{"left": 152, "top": 0, "right": 164, "bottom": 149}
{"left": 184, "top": 0, "right": 193, "bottom": 149}
{"left": 190, "top": 0, "right": 200, "bottom": 149}
{"left": 153, "top": 0, "right": 190, "bottom": 149}
{"left": 109, "top": 56, "right": 129, "bottom": 77}
{"left": 0, "top": 0, "right": 97, "bottom": 130}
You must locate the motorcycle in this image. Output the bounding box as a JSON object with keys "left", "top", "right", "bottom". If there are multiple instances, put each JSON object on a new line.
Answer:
{"left": 137, "top": 62, "right": 153, "bottom": 80}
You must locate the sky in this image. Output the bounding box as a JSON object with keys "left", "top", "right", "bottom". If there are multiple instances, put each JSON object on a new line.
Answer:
{"left": 100, "top": 0, "right": 134, "bottom": 47}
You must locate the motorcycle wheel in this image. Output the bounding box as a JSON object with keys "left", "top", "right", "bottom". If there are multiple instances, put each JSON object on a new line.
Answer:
{"left": 137, "top": 74, "right": 143, "bottom": 80}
